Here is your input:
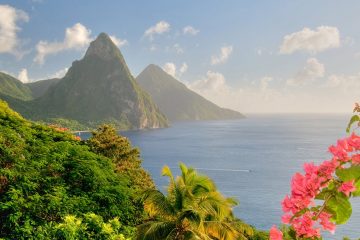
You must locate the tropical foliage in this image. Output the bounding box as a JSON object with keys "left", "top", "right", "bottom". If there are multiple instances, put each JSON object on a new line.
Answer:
{"left": 137, "top": 163, "right": 254, "bottom": 240}
{"left": 0, "top": 100, "right": 144, "bottom": 239}
{"left": 87, "top": 124, "right": 155, "bottom": 191}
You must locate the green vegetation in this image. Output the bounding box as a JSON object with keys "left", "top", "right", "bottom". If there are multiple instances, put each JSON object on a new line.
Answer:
{"left": 0, "top": 72, "right": 33, "bottom": 100}
{"left": 26, "top": 78, "right": 61, "bottom": 99}
{"left": 0, "top": 100, "right": 152, "bottom": 239}
{"left": 136, "top": 64, "right": 245, "bottom": 121}
{"left": 137, "top": 163, "right": 254, "bottom": 240}
{"left": 87, "top": 124, "right": 155, "bottom": 191}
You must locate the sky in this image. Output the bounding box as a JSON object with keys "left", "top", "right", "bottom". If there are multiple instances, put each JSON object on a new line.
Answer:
{"left": 0, "top": 0, "right": 359, "bottom": 113}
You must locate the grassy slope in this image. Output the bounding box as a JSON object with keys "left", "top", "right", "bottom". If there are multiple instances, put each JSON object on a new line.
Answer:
{"left": 0, "top": 72, "right": 33, "bottom": 100}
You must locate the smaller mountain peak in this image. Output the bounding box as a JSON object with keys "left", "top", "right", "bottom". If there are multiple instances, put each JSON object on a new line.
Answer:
{"left": 84, "top": 32, "right": 120, "bottom": 60}
{"left": 145, "top": 64, "right": 162, "bottom": 71}
{"left": 97, "top": 32, "right": 111, "bottom": 40}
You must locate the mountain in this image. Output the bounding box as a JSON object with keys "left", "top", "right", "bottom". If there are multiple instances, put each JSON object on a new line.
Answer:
{"left": 32, "top": 33, "right": 168, "bottom": 129}
{"left": 26, "top": 78, "right": 61, "bottom": 98}
{"left": 0, "top": 33, "right": 168, "bottom": 130}
{"left": 136, "top": 64, "right": 245, "bottom": 121}
{"left": 0, "top": 72, "right": 33, "bottom": 100}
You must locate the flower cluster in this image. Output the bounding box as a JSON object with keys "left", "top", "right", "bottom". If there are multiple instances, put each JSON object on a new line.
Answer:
{"left": 48, "top": 124, "right": 69, "bottom": 132}
{"left": 271, "top": 133, "right": 360, "bottom": 239}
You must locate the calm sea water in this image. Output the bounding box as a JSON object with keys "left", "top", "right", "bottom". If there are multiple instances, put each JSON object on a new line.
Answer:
{"left": 80, "top": 114, "right": 359, "bottom": 239}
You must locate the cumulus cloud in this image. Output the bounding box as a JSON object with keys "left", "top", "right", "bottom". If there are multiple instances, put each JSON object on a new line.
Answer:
{"left": 211, "top": 45, "right": 233, "bottom": 65}
{"left": 286, "top": 58, "right": 325, "bottom": 86}
{"left": 0, "top": 5, "right": 29, "bottom": 56}
{"left": 162, "top": 62, "right": 188, "bottom": 78}
{"left": 179, "top": 63, "right": 188, "bottom": 75}
{"left": 280, "top": 26, "right": 340, "bottom": 54}
{"left": 48, "top": 67, "right": 68, "bottom": 79}
{"left": 144, "top": 21, "right": 170, "bottom": 40}
{"left": 109, "top": 35, "right": 128, "bottom": 48}
{"left": 183, "top": 26, "right": 199, "bottom": 35}
{"left": 163, "top": 62, "right": 177, "bottom": 78}
{"left": 34, "top": 23, "right": 92, "bottom": 64}
{"left": 190, "top": 71, "right": 228, "bottom": 92}
{"left": 17, "top": 68, "right": 30, "bottom": 83}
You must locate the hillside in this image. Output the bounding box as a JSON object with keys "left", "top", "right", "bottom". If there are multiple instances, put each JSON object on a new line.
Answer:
{"left": 0, "top": 72, "right": 33, "bottom": 100}
{"left": 26, "top": 78, "right": 61, "bottom": 98}
{"left": 32, "top": 33, "right": 168, "bottom": 129}
{"left": 0, "top": 33, "right": 168, "bottom": 130}
{"left": 0, "top": 100, "right": 150, "bottom": 239}
{"left": 136, "top": 64, "right": 245, "bottom": 121}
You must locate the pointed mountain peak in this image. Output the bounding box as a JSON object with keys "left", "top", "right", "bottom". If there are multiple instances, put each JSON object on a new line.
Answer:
{"left": 143, "top": 64, "right": 162, "bottom": 72}
{"left": 84, "top": 32, "right": 120, "bottom": 60}
{"left": 142, "top": 64, "right": 175, "bottom": 78}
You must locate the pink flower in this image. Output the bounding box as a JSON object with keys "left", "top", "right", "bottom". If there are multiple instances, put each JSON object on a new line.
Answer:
{"left": 281, "top": 214, "right": 292, "bottom": 224}
{"left": 328, "top": 144, "right": 349, "bottom": 161}
{"left": 269, "top": 225, "right": 283, "bottom": 240}
{"left": 319, "top": 212, "right": 336, "bottom": 234}
{"left": 338, "top": 180, "right": 356, "bottom": 196}
{"left": 292, "top": 213, "right": 320, "bottom": 238}
{"left": 304, "top": 163, "right": 318, "bottom": 176}
{"left": 351, "top": 154, "right": 360, "bottom": 165}
{"left": 347, "top": 133, "right": 360, "bottom": 150}
{"left": 318, "top": 160, "right": 337, "bottom": 180}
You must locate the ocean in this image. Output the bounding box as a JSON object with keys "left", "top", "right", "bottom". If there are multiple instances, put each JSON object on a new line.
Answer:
{"left": 79, "top": 114, "right": 359, "bottom": 239}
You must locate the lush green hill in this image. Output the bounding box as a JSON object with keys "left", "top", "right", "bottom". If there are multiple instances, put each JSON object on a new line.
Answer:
{"left": 0, "top": 72, "right": 33, "bottom": 100}
{"left": 136, "top": 64, "right": 245, "bottom": 121}
{"left": 26, "top": 78, "right": 61, "bottom": 98}
{"left": 0, "top": 100, "right": 153, "bottom": 239}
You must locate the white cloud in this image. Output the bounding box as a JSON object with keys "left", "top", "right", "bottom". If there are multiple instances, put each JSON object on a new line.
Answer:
{"left": 286, "top": 58, "right": 325, "bottom": 86}
{"left": 162, "top": 62, "right": 188, "bottom": 78}
{"left": 163, "top": 62, "right": 177, "bottom": 78}
{"left": 17, "top": 68, "right": 30, "bottom": 83}
{"left": 211, "top": 45, "right": 233, "bottom": 65}
{"left": 109, "top": 35, "right": 128, "bottom": 48}
{"left": 183, "top": 25, "right": 199, "bottom": 35}
{"left": 280, "top": 26, "right": 340, "bottom": 54}
{"left": 34, "top": 23, "right": 92, "bottom": 64}
{"left": 190, "top": 71, "right": 228, "bottom": 92}
{"left": 0, "top": 5, "right": 29, "bottom": 56}
{"left": 144, "top": 21, "right": 170, "bottom": 40}
{"left": 179, "top": 62, "right": 188, "bottom": 75}
{"left": 48, "top": 67, "right": 68, "bottom": 79}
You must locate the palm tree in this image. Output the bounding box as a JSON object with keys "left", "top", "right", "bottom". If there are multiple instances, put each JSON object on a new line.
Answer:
{"left": 136, "top": 163, "right": 253, "bottom": 240}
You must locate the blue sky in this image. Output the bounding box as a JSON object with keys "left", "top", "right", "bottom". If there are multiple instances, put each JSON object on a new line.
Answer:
{"left": 0, "top": 0, "right": 359, "bottom": 113}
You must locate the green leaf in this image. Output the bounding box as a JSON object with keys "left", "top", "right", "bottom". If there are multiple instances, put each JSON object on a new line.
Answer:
{"left": 161, "top": 165, "right": 173, "bottom": 179}
{"left": 346, "top": 115, "right": 360, "bottom": 133}
{"left": 353, "top": 179, "right": 360, "bottom": 197}
{"left": 336, "top": 166, "right": 360, "bottom": 182}
{"left": 327, "top": 193, "right": 352, "bottom": 225}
